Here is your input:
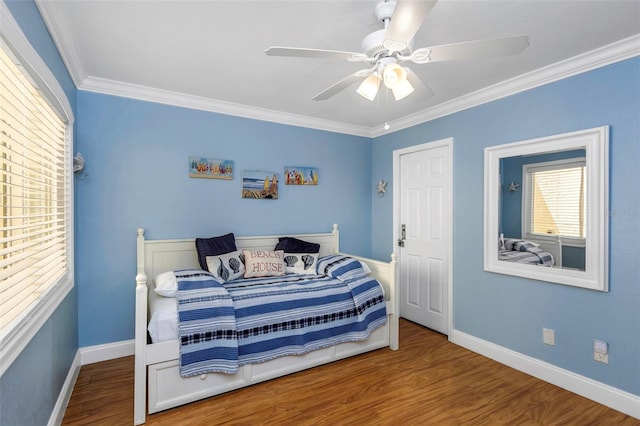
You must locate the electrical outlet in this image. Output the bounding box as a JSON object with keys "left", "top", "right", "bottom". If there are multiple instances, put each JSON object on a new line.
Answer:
{"left": 593, "top": 339, "right": 608, "bottom": 364}
{"left": 594, "top": 352, "right": 609, "bottom": 364}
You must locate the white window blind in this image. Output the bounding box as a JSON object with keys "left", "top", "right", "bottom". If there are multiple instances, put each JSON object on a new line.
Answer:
{"left": 523, "top": 158, "right": 586, "bottom": 240}
{"left": 0, "top": 42, "right": 69, "bottom": 333}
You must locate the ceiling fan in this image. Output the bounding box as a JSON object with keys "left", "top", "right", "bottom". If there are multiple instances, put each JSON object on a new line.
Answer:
{"left": 265, "top": 0, "right": 529, "bottom": 102}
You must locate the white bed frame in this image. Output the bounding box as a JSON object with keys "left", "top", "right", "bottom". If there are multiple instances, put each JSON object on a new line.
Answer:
{"left": 134, "top": 224, "right": 398, "bottom": 425}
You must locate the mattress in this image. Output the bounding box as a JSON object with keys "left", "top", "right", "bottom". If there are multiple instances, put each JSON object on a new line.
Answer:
{"left": 148, "top": 285, "right": 178, "bottom": 343}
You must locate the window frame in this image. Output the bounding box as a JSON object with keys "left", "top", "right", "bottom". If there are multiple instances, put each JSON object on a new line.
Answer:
{"left": 521, "top": 157, "right": 587, "bottom": 248}
{"left": 0, "top": 1, "right": 74, "bottom": 377}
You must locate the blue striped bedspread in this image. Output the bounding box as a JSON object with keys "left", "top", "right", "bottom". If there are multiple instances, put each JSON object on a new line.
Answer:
{"left": 499, "top": 241, "right": 554, "bottom": 266}
{"left": 175, "top": 270, "right": 239, "bottom": 376}
{"left": 175, "top": 269, "right": 387, "bottom": 377}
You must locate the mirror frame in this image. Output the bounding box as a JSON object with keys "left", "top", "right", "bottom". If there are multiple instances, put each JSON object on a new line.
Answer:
{"left": 484, "top": 126, "right": 609, "bottom": 291}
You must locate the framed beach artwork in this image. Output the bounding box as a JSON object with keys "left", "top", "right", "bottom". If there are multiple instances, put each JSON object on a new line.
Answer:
{"left": 242, "top": 170, "right": 279, "bottom": 199}
{"left": 285, "top": 166, "right": 318, "bottom": 185}
{"left": 189, "top": 157, "right": 233, "bottom": 180}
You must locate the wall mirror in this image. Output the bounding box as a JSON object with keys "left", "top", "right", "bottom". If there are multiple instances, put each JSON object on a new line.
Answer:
{"left": 484, "top": 126, "right": 609, "bottom": 291}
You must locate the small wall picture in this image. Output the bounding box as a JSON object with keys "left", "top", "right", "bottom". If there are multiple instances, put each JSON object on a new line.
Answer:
{"left": 242, "top": 170, "right": 278, "bottom": 199}
{"left": 285, "top": 166, "right": 318, "bottom": 185}
{"left": 189, "top": 157, "right": 233, "bottom": 180}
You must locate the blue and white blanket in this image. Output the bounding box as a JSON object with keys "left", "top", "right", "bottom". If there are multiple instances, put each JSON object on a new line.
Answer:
{"left": 175, "top": 268, "right": 387, "bottom": 377}
{"left": 499, "top": 240, "right": 554, "bottom": 266}
{"left": 175, "top": 270, "right": 239, "bottom": 376}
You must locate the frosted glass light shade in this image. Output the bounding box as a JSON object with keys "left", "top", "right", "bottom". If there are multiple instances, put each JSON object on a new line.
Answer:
{"left": 357, "top": 74, "right": 380, "bottom": 101}
{"left": 392, "top": 79, "right": 414, "bottom": 101}
{"left": 382, "top": 63, "right": 407, "bottom": 89}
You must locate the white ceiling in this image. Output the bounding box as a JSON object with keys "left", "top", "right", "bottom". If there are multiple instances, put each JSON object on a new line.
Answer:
{"left": 36, "top": 0, "right": 640, "bottom": 137}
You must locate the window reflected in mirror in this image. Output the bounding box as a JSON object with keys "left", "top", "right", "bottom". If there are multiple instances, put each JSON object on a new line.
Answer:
{"left": 499, "top": 149, "right": 586, "bottom": 271}
{"left": 484, "top": 126, "right": 609, "bottom": 291}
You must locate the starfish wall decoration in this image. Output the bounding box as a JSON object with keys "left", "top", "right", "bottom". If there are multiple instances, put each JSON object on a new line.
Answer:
{"left": 376, "top": 180, "right": 388, "bottom": 196}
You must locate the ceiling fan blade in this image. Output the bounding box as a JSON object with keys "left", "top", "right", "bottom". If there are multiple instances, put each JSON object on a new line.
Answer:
{"left": 312, "top": 73, "right": 364, "bottom": 101}
{"left": 423, "top": 35, "right": 529, "bottom": 63}
{"left": 406, "top": 68, "right": 434, "bottom": 101}
{"left": 384, "top": 1, "right": 438, "bottom": 49}
{"left": 265, "top": 46, "right": 367, "bottom": 61}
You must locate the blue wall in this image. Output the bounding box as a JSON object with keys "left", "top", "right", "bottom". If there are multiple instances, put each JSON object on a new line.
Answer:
{"left": 75, "top": 92, "right": 373, "bottom": 346}
{"left": 372, "top": 57, "right": 640, "bottom": 395}
{"left": 3, "top": 2, "right": 639, "bottom": 423}
{"left": 0, "top": 1, "right": 78, "bottom": 425}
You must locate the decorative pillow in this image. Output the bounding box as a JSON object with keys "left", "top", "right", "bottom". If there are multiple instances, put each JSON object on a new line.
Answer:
{"left": 503, "top": 238, "right": 522, "bottom": 251}
{"left": 206, "top": 250, "right": 245, "bottom": 282}
{"left": 514, "top": 241, "right": 540, "bottom": 252}
{"left": 243, "top": 249, "right": 286, "bottom": 278}
{"left": 316, "top": 255, "right": 371, "bottom": 281}
{"left": 195, "top": 233, "right": 237, "bottom": 271}
{"left": 154, "top": 270, "right": 178, "bottom": 297}
{"left": 283, "top": 252, "right": 318, "bottom": 275}
{"left": 274, "top": 237, "right": 320, "bottom": 254}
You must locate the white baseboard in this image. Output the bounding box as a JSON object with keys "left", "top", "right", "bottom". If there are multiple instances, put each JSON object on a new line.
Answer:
{"left": 48, "top": 351, "right": 81, "bottom": 426}
{"left": 449, "top": 329, "right": 640, "bottom": 419}
{"left": 79, "top": 339, "right": 135, "bottom": 365}
{"left": 55, "top": 335, "right": 639, "bottom": 422}
{"left": 49, "top": 341, "right": 134, "bottom": 425}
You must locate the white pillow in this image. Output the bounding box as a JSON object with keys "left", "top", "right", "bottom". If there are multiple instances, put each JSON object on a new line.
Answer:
{"left": 283, "top": 253, "right": 318, "bottom": 274}
{"left": 206, "top": 250, "right": 245, "bottom": 282}
{"left": 243, "top": 249, "right": 285, "bottom": 278}
{"left": 154, "top": 271, "right": 177, "bottom": 297}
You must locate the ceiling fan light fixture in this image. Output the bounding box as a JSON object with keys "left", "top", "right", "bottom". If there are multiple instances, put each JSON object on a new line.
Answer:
{"left": 357, "top": 74, "right": 381, "bottom": 101}
{"left": 382, "top": 63, "right": 407, "bottom": 89}
{"left": 391, "top": 79, "right": 414, "bottom": 101}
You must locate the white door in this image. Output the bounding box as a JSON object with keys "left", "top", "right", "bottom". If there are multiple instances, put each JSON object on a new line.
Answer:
{"left": 394, "top": 139, "right": 452, "bottom": 335}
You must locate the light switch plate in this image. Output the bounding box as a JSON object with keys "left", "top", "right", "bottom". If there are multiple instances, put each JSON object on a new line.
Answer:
{"left": 593, "top": 339, "right": 608, "bottom": 354}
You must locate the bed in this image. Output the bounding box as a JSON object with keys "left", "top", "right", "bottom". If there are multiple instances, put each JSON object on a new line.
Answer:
{"left": 498, "top": 235, "right": 562, "bottom": 267}
{"left": 134, "top": 224, "right": 398, "bottom": 425}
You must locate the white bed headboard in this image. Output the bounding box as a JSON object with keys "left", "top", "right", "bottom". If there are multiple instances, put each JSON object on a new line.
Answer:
{"left": 137, "top": 224, "right": 340, "bottom": 281}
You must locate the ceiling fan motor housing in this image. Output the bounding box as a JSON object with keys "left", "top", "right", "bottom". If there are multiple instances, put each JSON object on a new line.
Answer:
{"left": 361, "top": 29, "right": 414, "bottom": 60}
{"left": 363, "top": 1, "right": 414, "bottom": 60}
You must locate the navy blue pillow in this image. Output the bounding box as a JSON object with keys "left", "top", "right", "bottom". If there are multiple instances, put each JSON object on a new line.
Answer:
{"left": 275, "top": 237, "right": 320, "bottom": 254}
{"left": 195, "top": 233, "right": 237, "bottom": 271}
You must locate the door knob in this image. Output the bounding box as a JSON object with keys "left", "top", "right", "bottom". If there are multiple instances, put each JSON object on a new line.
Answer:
{"left": 398, "top": 224, "right": 406, "bottom": 247}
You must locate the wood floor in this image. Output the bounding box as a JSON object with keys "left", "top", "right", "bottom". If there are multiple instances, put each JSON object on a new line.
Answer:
{"left": 62, "top": 320, "right": 638, "bottom": 425}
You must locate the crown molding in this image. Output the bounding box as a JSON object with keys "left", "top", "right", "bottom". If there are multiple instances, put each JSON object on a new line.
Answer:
{"left": 81, "top": 35, "right": 639, "bottom": 139}
{"left": 372, "top": 34, "right": 640, "bottom": 137}
{"left": 80, "top": 76, "right": 373, "bottom": 137}
{"left": 35, "top": 0, "right": 86, "bottom": 88}
{"left": 35, "top": 0, "right": 639, "bottom": 139}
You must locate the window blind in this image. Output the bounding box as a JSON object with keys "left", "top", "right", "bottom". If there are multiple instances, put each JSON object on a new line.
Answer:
{"left": 0, "top": 42, "right": 69, "bottom": 333}
{"left": 524, "top": 160, "right": 586, "bottom": 239}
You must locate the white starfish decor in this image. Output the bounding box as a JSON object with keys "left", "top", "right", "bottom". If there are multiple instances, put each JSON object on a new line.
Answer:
{"left": 376, "top": 180, "right": 387, "bottom": 195}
